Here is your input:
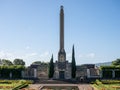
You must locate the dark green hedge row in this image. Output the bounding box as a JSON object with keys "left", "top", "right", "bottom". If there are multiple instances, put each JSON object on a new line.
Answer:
{"left": 101, "top": 80, "right": 120, "bottom": 84}
{"left": 0, "top": 65, "right": 25, "bottom": 79}
{"left": 100, "top": 66, "right": 120, "bottom": 70}
{"left": 102, "top": 70, "right": 120, "bottom": 78}
{"left": 101, "top": 65, "right": 120, "bottom": 78}
{"left": 102, "top": 70, "right": 112, "bottom": 78}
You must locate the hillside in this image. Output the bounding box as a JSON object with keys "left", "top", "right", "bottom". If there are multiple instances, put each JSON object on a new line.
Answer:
{"left": 95, "top": 62, "right": 112, "bottom": 67}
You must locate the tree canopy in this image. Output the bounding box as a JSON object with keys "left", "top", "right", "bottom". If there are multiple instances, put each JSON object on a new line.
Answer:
{"left": 13, "top": 59, "right": 25, "bottom": 65}
{"left": 32, "top": 61, "right": 48, "bottom": 65}
{"left": 112, "top": 58, "right": 120, "bottom": 66}
{"left": 2, "top": 59, "right": 13, "bottom": 65}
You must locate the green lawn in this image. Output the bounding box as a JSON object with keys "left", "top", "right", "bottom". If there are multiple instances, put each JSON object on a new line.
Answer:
{"left": 0, "top": 80, "right": 33, "bottom": 89}
{"left": 92, "top": 80, "right": 120, "bottom": 90}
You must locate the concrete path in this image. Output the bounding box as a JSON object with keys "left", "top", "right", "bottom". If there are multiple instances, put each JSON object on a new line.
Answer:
{"left": 78, "top": 84, "right": 94, "bottom": 90}
{"left": 28, "top": 84, "right": 94, "bottom": 90}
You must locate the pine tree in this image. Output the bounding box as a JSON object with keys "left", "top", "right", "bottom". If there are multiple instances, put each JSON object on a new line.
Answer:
{"left": 48, "top": 54, "right": 54, "bottom": 78}
{"left": 71, "top": 45, "right": 76, "bottom": 78}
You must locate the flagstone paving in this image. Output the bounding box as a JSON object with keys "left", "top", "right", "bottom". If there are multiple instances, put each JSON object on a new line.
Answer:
{"left": 28, "top": 84, "right": 94, "bottom": 90}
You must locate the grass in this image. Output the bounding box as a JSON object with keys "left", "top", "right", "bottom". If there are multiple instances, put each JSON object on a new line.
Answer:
{"left": 0, "top": 80, "right": 33, "bottom": 89}
{"left": 92, "top": 79, "right": 120, "bottom": 90}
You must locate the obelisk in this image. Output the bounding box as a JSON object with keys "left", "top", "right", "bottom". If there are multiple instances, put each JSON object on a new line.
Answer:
{"left": 58, "top": 6, "right": 66, "bottom": 62}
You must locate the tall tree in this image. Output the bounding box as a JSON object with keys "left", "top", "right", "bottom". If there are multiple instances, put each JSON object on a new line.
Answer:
{"left": 13, "top": 59, "right": 25, "bottom": 65}
{"left": 48, "top": 54, "right": 54, "bottom": 78}
{"left": 71, "top": 45, "right": 76, "bottom": 78}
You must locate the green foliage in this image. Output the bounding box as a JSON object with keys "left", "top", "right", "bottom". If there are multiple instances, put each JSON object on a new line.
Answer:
{"left": 12, "top": 83, "right": 28, "bottom": 90}
{"left": 0, "top": 65, "right": 25, "bottom": 79}
{"left": 13, "top": 59, "right": 25, "bottom": 65}
{"left": 71, "top": 45, "right": 76, "bottom": 78}
{"left": 32, "top": 61, "right": 49, "bottom": 66}
{"left": 115, "top": 70, "right": 120, "bottom": 78}
{"left": 0, "top": 80, "right": 33, "bottom": 89}
{"left": 100, "top": 66, "right": 120, "bottom": 78}
{"left": 92, "top": 80, "right": 120, "bottom": 90}
{"left": 102, "top": 70, "right": 112, "bottom": 78}
{"left": 48, "top": 54, "right": 54, "bottom": 78}
{"left": 1, "top": 59, "right": 13, "bottom": 65}
{"left": 95, "top": 79, "right": 102, "bottom": 85}
{"left": 100, "top": 65, "right": 120, "bottom": 70}
{"left": 112, "top": 58, "right": 120, "bottom": 66}
{"left": 101, "top": 80, "right": 120, "bottom": 84}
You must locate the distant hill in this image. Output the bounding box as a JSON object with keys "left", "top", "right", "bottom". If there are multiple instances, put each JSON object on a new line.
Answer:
{"left": 95, "top": 62, "right": 112, "bottom": 67}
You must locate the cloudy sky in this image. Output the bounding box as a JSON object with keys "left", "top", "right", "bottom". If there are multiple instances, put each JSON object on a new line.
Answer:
{"left": 0, "top": 0, "right": 120, "bottom": 66}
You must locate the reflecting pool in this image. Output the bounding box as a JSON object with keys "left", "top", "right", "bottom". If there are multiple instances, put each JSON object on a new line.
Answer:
{"left": 41, "top": 86, "right": 79, "bottom": 90}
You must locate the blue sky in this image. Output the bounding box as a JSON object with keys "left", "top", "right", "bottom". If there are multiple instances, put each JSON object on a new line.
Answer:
{"left": 0, "top": 0, "right": 120, "bottom": 66}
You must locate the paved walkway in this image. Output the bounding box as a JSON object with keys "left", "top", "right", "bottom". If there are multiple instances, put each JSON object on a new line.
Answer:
{"left": 28, "top": 84, "right": 94, "bottom": 90}
{"left": 78, "top": 84, "right": 94, "bottom": 90}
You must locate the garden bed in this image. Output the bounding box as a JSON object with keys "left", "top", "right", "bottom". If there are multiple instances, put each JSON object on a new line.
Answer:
{"left": 0, "top": 80, "right": 33, "bottom": 89}
{"left": 92, "top": 79, "right": 120, "bottom": 90}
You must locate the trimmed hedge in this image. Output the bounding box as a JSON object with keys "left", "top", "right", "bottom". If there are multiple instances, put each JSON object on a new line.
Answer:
{"left": 12, "top": 83, "right": 28, "bottom": 90}
{"left": 100, "top": 66, "right": 120, "bottom": 78}
{"left": 100, "top": 66, "right": 120, "bottom": 70}
{"left": 0, "top": 65, "right": 25, "bottom": 79}
{"left": 101, "top": 80, "right": 120, "bottom": 84}
{"left": 102, "top": 70, "right": 112, "bottom": 78}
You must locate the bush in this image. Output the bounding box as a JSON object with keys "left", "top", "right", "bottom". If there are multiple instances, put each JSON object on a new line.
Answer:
{"left": 101, "top": 80, "right": 120, "bottom": 84}
{"left": 95, "top": 79, "right": 102, "bottom": 85}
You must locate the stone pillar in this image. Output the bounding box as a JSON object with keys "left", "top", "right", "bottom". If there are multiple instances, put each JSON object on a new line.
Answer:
{"left": 21, "top": 71, "right": 24, "bottom": 78}
{"left": 54, "top": 71, "right": 59, "bottom": 79}
{"left": 60, "top": 6, "right": 64, "bottom": 50}
{"left": 10, "top": 72, "right": 12, "bottom": 79}
{"left": 112, "top": 70, "right": 115, "bottom": 78}
{"left": 87, "top": 69, "right": 90, "bottom": 78}
{"left": 34, "top": 68, "right": 37, "bottom": 78}
{"left": 65, "top": 71, "right": 69, "bottom": 79}
{"left": 100, "top": 70, "right": 103, "bottom": 78}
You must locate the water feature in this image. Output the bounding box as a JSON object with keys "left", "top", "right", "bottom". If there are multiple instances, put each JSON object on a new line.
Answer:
{"left": 41, "top": 86, "right": 79, "bottom": 90}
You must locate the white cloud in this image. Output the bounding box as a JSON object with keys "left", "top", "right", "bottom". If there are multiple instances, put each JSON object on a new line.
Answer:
{"left": 40, "top": 51, "right": 50, "bottom": 58}
{"left": 25, "top": 53, "right": 38, "bottom": 57}
{"left": 19, "top": 51, "right": 51, "bottom": 65}
{"left": 78, "top": 53, "right": 95, "bottom": 59}
{"left": 0, "top": 50, "right": 51, "bottom": 66}
{"left": 86, "top": 53, "right": 95, "bottom": 58}
{"left": 0, "top": 51, "right": 15, "bottom": 60}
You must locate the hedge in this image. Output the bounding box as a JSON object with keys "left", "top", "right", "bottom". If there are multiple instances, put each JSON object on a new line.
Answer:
{"left": 0, "top": 65, "right": 25, "bottom": 79}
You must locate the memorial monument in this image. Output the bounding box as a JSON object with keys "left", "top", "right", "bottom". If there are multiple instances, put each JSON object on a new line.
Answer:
{"left": 54, "top": 6, "right": 71, "bottom": 79}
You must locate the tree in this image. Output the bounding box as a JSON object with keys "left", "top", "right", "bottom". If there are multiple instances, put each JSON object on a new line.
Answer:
{"left": 112, "top": 58, "right": 120, "bottom": 66}
{"left": 32, "top": 61, "right": 49, "bottom": 66}
{"left": 13, "top": 59, "right": 25, "bottom": 65}
{"left": 0, "top": 65, "right": 25, "bottom": 79}
{"left": 2, "top": 59, "right": 13, "bottom": 65}
{"left": 32, "top": 61, "right": 42, "bottom": 65}
{"left": 48, "top": 54, "right": 54, "bottom": 78}
{"left": 71, "top": 45, "right": 76, "bottom": 78}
